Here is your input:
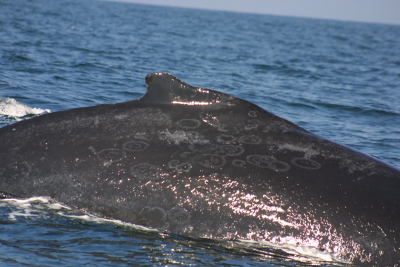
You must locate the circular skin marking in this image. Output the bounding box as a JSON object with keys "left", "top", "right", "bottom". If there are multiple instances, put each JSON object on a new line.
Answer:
{"left": 168, "top": 159, "right": 192, "bottom": 172}
{"left": 247, "top": 155, "right": 290, "bottom": 172}
{"left": 123, "top": 141, "right": 149, "bottom": 152}
{"left": 232, "top": 159, "right": 246, "bottom": 167}
{"left": 268, "top": 160, "right": 291, "bottom": 172}
{"left": 168, "top": 159, "right": 180, "bottom": 168}
{"left": 247, "top": 155, "right": 274, "bottom": 167}
{"left": 199, "top": 154, "right": 226, "bottom": 168}
{"left": 239, "top": 135, "right": 262, "bottom": 144}
{"left": 1, "top": 162, "right": 32, "bottom": 179}
{"left": 167, "top": 207, "right": 191, "bottom": 225}
{"left": 97, "top": 148, "right": 125, "bottom": 163}
{"left": 248, "top": 119, "right": 260, "bottom": 124}
{"left": 176, "top": 119, "right": 201, "bottom": 129}
{"left": 216, "top": 145, "right": 244, "bottom": 156}
{"left": 140, "top": 206, "right": 167, "bottom": 228}
{"left": 131, "top": 163, "right": 161, "bottom": 180}
{"left": 245, "top": 119, "right": 261, "bottom": 130}
{"left": 291, "top": 158, "right": 321, "bottom": 170}
{"left": 248, "top": 111, "right": 258, "bottom": 117}
{"left": 217, "top": 134, "right": 236, "bottom": 144}
{"left": 180, "top": 151, "right": 191, "bottom": 158}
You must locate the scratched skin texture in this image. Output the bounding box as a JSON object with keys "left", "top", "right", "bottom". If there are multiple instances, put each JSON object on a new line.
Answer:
{"left": 0, "top": 73, "right": 399, "bottom": 265}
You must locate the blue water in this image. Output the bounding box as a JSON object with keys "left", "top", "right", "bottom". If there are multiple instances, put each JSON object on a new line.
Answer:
{"left": 1, "top": 0, "right": 400, "bottom": 266}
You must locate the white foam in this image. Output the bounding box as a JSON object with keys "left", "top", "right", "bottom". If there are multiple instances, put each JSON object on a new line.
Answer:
{"left": 236, "top": 239, "right": 350, "bottom": 265}
{"left": 0, "top": 97, "right": 50, "bottom": 119}
{"left": 1, "top": 197, "right": 69, "bottom": 221}
{"left": 0, "top": 197, "right": 157, "bottom": 232}
{"left": 57, "top": 211, "right": 157, "bottom": 231}
{"left": 0, "top": 197, "right": 348, "bottom": 264}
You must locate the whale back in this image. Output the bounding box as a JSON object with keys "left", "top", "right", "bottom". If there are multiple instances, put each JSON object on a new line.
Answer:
{"left": 0, "top": 73, "right": 399, "bottom": 265}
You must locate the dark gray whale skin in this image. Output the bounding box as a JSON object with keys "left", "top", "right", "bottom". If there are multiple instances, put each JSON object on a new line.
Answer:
{"left": 0, "top": 73, "right": 399, "bottom": 265}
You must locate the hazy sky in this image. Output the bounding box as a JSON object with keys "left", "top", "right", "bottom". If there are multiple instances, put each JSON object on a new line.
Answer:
{"left": 110, "top": 0, "right": 400, "bottom": 25}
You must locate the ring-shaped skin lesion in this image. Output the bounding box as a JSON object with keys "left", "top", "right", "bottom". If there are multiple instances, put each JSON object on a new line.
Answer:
{"left": 97, "top": 148, "right": 126, "bottom": 163}
{"left": 168, "top": 159, "right": 192, "bottom": 172}
{"left": 167, "top": 207, "right": 191, "bottom": 225}
{"left": 1, "top": 162, "right": 32, "bottom": 179}
{"left": 291, "top": 158, "right": 321, "bottom": 170}
{"left": 140, "top": 206, "right": 168, "bottom": 228}
{"left": 215, "top": 145, "right": 244, "bottom": 156}
{"left": 176, "top": 119, "right": 202, "bottom": 129}
{"left": 248, "top": 110, "right": 258, "bottom": 117}
{"left": 246, "top": 155, "right": 290, "bottom": 172}
{"left": 216, "top": 134, "right": 236, "bottom": 144}
{"left": 232, "top": 159, "right": 246, "bottom": 167}
{"left": 239, "top": 135, "right": 262, "bottom": 144}
{"left": 199, "top": 154, "right": 226, "bottom": 168}
{"left": 123, "top": 140, "right": 149, "bottom": 152}
{"left": 131, "top": 163, "right": 162, "bottom": 180}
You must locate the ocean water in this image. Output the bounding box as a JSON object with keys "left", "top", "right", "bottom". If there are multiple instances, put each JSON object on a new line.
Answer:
{"left": 1, "top": 0, "right": 400, "bottom": 266}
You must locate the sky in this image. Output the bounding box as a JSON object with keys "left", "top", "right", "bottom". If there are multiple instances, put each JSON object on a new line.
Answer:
{"left": 110, "top": 0, "right": 400, "bottom": 25}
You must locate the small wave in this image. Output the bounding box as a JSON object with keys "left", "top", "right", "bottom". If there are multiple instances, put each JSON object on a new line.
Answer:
{"left": 0, "top": 97, "right": 50, "bottom": 120}
{"left": 0, "top": 197, "right": 349, "bottom": 266}
{"left": 252, "top": 63, "right": 317, "bottom": 78}
{"left": 0, "top": 197, "right": 70, "bottom": 221}
{"left": 2, "top": 51, "right": 34, "bottom": 62}
{"left": 0, "top": 197, "right": 156, "bottom": 232}
{"left": 237, "top": 239, "right": 350, "bottom": 265}
{"left": 313, "top": 100, "right": 399, "bottom": 117}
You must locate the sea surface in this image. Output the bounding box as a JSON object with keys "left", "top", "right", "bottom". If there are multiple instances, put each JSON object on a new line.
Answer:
{"left": 1, "top": 0, "right": 400, "bottom": 266}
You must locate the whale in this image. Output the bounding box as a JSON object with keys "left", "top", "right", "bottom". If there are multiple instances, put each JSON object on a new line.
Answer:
{"left": 0, "top": 73, "right": 399, "bottom": 265}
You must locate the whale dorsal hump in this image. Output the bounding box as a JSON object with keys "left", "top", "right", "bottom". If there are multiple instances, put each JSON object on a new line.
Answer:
{"left": 141, "top": 72, "right": 237, "bottom": 107}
